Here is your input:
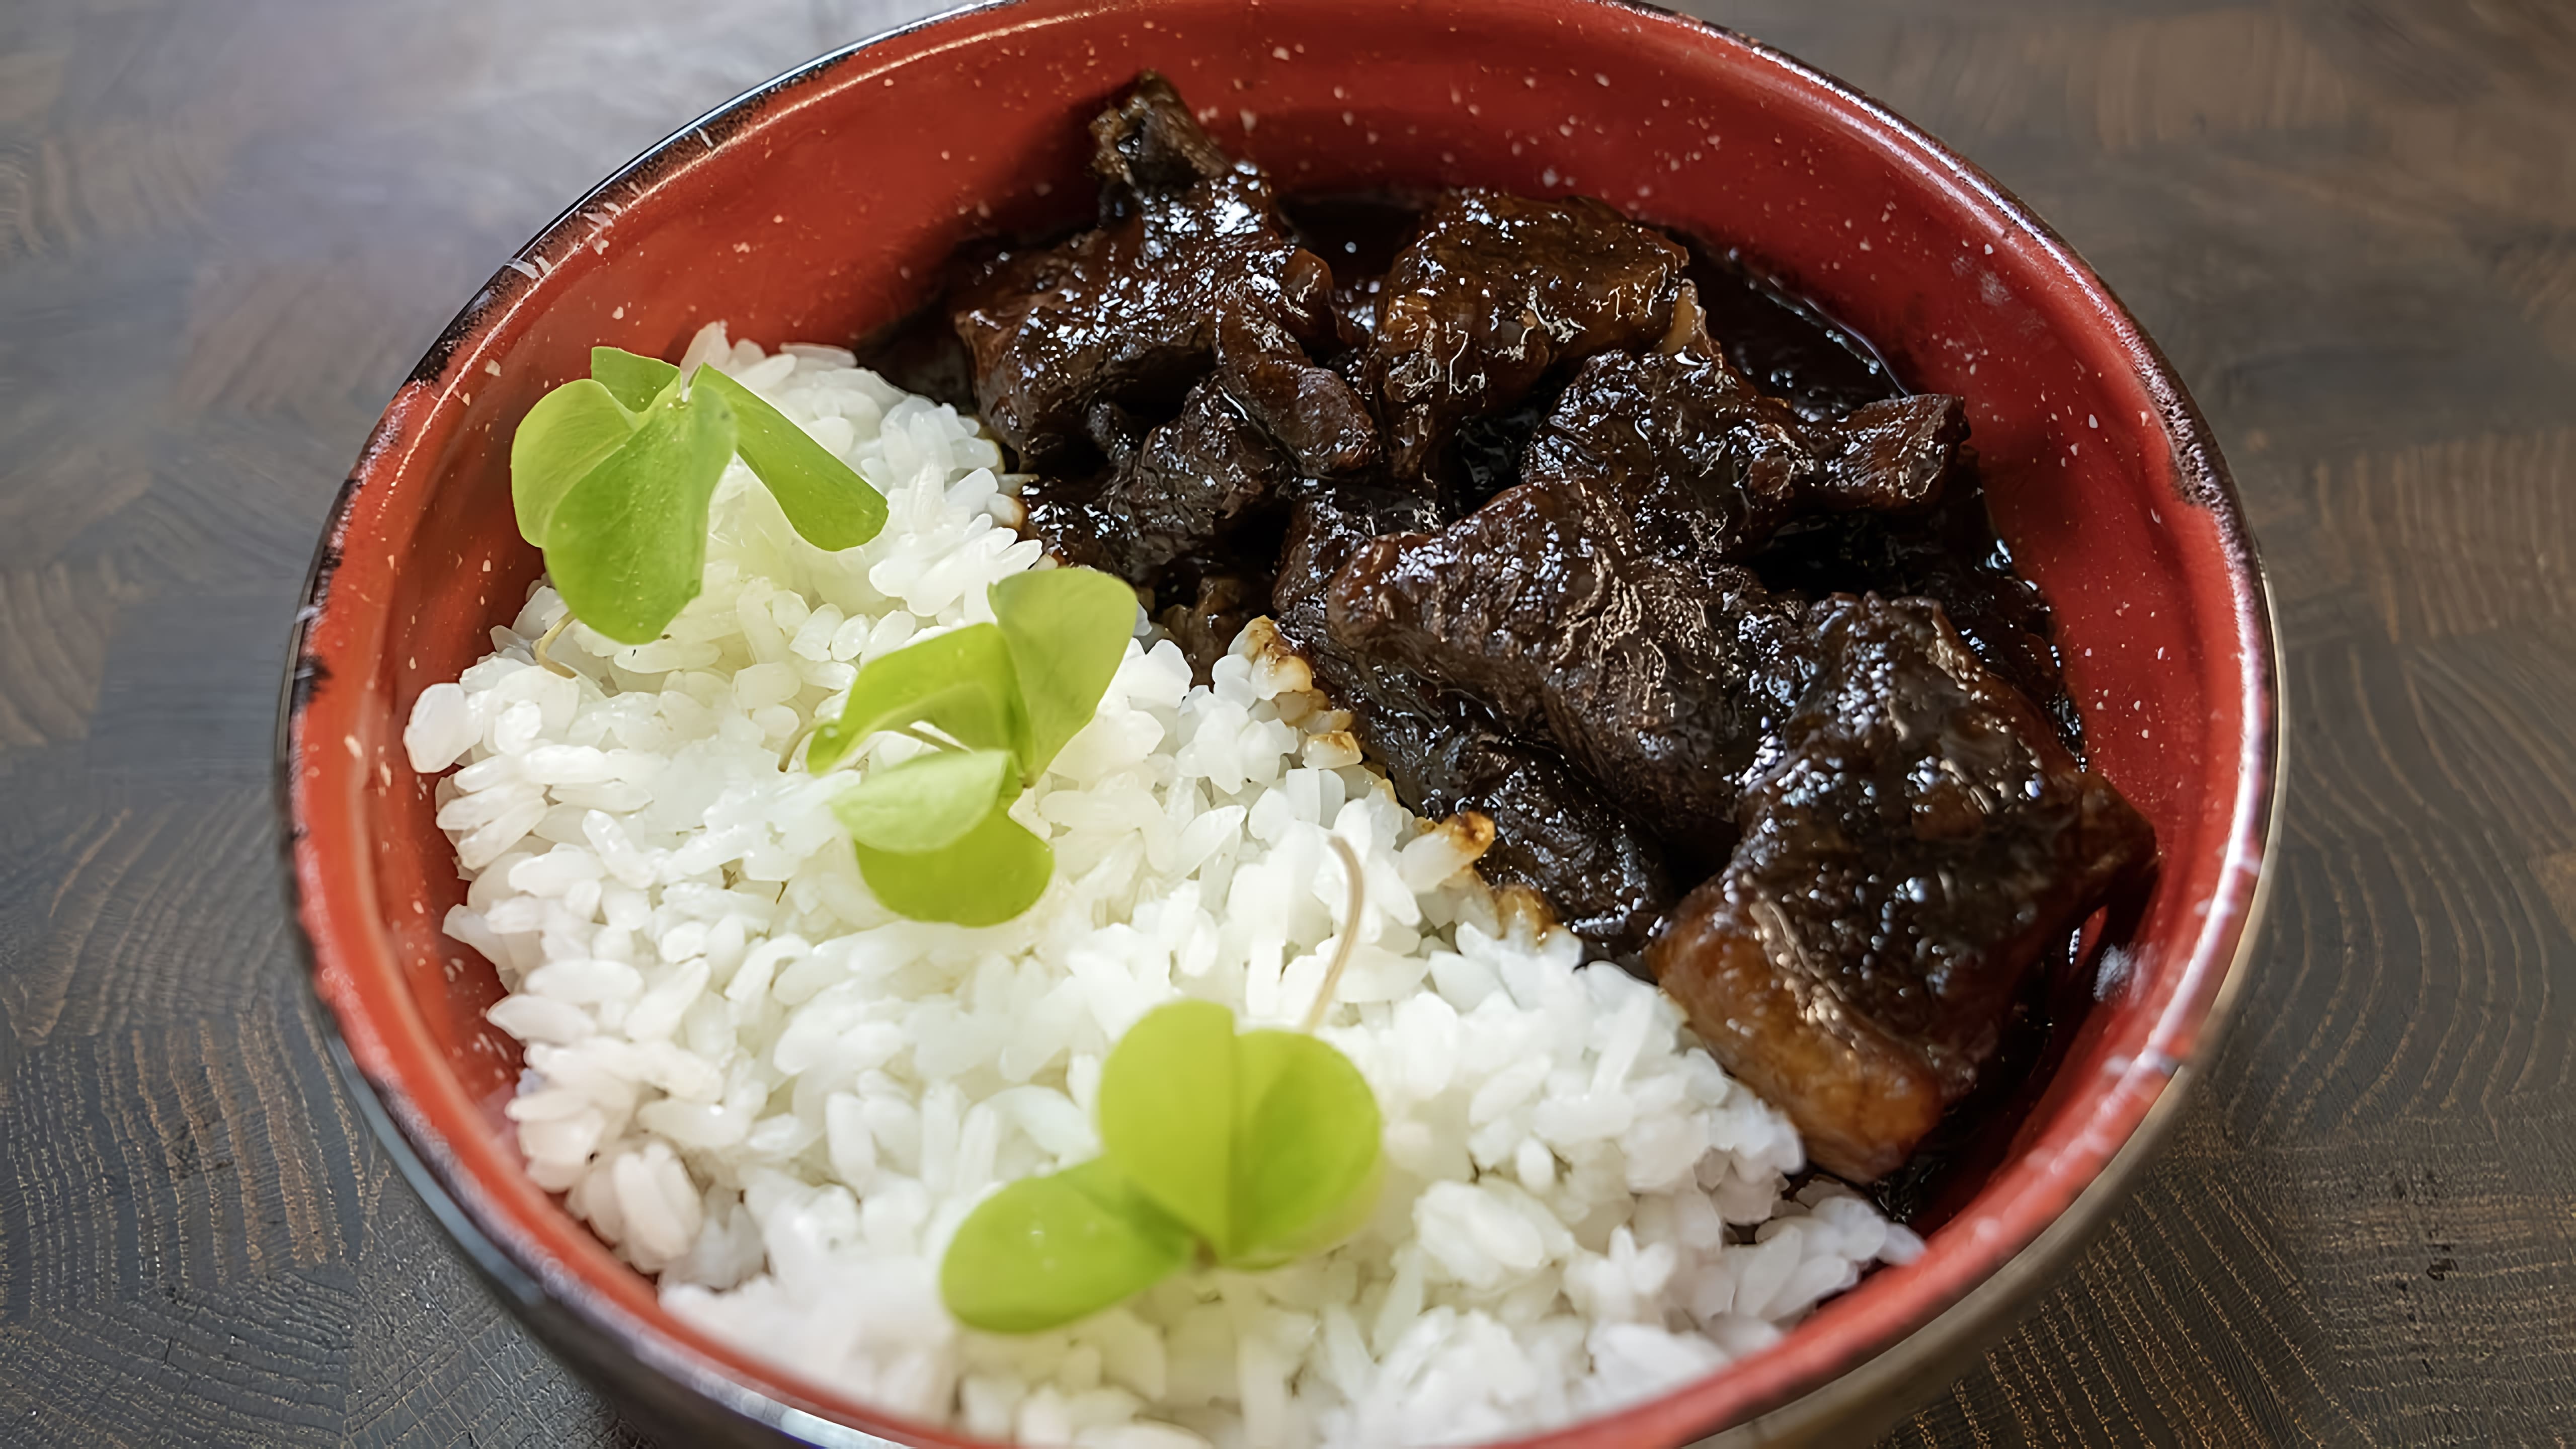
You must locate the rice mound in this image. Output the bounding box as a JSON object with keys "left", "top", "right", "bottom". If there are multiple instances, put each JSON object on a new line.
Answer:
{"left": 404, "top": 327, "right": 1921, "bottom": 1449}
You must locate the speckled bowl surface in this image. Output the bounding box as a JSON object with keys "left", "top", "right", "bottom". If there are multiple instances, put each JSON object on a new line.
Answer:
{"left": 281, "top": 2, "right": 2280, "bottom": 1443}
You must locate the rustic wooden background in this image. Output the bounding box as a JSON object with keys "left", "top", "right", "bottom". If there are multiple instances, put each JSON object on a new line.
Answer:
{"left": 4, "top": 0, "right": 2572, "bottom": 1443}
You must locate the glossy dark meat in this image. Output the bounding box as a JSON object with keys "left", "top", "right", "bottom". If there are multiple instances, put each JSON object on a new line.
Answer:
{"left": 1752, "top": 477, "right": 2069, "bottom": 736}
{"left": 1520, "top": 303, "right": 1965, "bottom": 563}
{"left": 1275, "top": 494, "right": 1673, "bottom": 953}
{"left": 1088, "top": 75, "right": 1235, "bottom": 203}
{"left": 1029, "top": 376, "right": 1287, "bottom": 581}
{"left": 1278, "top": 194, "right": 1419, "bottom": 349}
{"left": 1358, "top": 189, "right": 1688, "bottom": 489}
{"left": 1323, "top": 472, "right": 1812, "bottom": 832}
{"left": 1647, "top": 595, "right": 2155, "bottom": 1181}
{"left": 1367, "top": 700, "right": 1675, "bottom": 955}
{"left": 950, "top": 74, "right": 1374, "bottom": 484}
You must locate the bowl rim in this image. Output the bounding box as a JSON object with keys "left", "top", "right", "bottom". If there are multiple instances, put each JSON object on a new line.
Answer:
{"left": 277, "top": 1, "right": 2283, "bottom": 1443}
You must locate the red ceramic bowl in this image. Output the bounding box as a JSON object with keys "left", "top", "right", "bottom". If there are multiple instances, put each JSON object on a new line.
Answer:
{"left": 280, "top": 1, "right": 2280, "bottom": 1443}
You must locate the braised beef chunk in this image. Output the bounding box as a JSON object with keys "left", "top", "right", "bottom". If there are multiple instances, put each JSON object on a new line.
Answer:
{"left": 1323, "top": 473, "right": 1812, "bottom": 832}
{"left": 1030, "top": 377, "right": 1290, "bottom": 580}
{"left": 1273, "top": 494, "right": 1673, "bottom": 955}
{"left": 1648, "top": 595, "right": 2155, "bottom": 1181}
{"left": 1367, "top": 701, "right": 1674, "bottom": 955}
{"left": 1320, "top": 487, "right": 1576, "bottom": 724}
{"left": 960, "top": 74, "right": 1378, "bottom": 601}
{"left": 950, "top": 78, "right": 1369, "bottom": 481}
{"left": 1214, "top": 312, "right": 1379, "bottom": 476}
{"left": 1520, "top": 312, "right": 1964, "bottom": 564}
{"left": 1812, "top": 395, "right": 1968, "bottom": 511}
{"left": 1268, "top": 489, "right": 1439, "bottom": 740}
{"left": 1360, "top": 190, "right": 1688, "bottom": 488}
{"left": 1269, "top": 489, "right": 1452, "bottom": 743}
{"left": 1271, "top": 490, "right": 1443, "bottom": 650}
{"left": 1753, "top": 476, "right": 2067, "bottom": 732}
{"left": 1088, "top": 72, "right": 1232, "bottom": 206}
{"left": 952, "top": 175, "right": 1352, "bottom": 473}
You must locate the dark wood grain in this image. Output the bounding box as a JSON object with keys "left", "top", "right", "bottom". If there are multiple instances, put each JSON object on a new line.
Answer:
{"left": 3, "top": 1, "right": 2571, "bottom": 1444}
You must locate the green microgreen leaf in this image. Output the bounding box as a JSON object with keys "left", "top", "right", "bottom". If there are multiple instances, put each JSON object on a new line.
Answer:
{"left": 852, "top": 800, "right": 1052, "bottom": 927}
{"left": 1227, "top": 1028, "right": 1385, "bottom": 1268}
{"left": 787, "top": 567, "right": 1134, "bottom": 930}
{"left": 807, "top": 624, "right": 1027, "bottom": 775}
{"left": 694, "top": 367, "right": 888, "bottom": 550}
{"left": 590, "top": 346, "right": 680, "bottom": 412}
{"left": 1095, "top": 1003, "right": 1384, "bottom": 1265}
{"left": 542, "top": 384, "right": 737, "bottom": 646}
{"left": 591, "top": 347, "right": 887, "bottom": 549}
{"left": 831, "top": 748, "right": 1015, "bottom": 854}
{"left": 990, "top": 568, "right": 1140, "bottom": 776}
{"left": 939, "top": 1159, "right": 1193, "bottom": 1334}
{"left": 510, "top": 378, "right": 639, "bottom": 545}
{"left": 1095, "top": 1000, "right": 1238, "bottom": 1249}
{"left": 938, "top": 1002, "right": 1385, "bottom": 1333}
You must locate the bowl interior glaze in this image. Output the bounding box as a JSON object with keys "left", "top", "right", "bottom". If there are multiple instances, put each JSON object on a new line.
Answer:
{"left": 285, "top": 1, "right": 2276, "bottom": 1443}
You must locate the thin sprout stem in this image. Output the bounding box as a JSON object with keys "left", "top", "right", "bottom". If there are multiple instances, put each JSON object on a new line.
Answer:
{"left": 785, "top": 720, "right": 963, "bottom": 775}
{"left": 531, "top": 612, "right": 577, "bottom": 679}
{"left": 1303, "top": 836, "right": 1367, "bottom": 1033}
{"left": 777, "top": 718, "right": 821, "bottom": 773}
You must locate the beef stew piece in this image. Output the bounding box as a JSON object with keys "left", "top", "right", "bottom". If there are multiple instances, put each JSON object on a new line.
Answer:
{"left": 1275, "top": 494, "right": 1674, "bottom": 954}
{"left": 1359, "top": 190, "right": 1688, "bottom": 490}
{"left": 950, "top": 73, "right": 1374, "bottom": 488}
{"left": 1088, "top": 73, "right": 1235, "bottom": 204}
{"left": 1030, "top": 376, "right": 1289, "bottom": 581}
{"left": 1753, "top": 479, "right": 2071, "bottom": 742}
{"left": 1322, "top": 472, "right": 1812, "bottom": 833}
{"left": 1521, "top": 300, "right": 1965, "bottom": 564}
{"left": 1647, "top": 595, "right": 2155, "bottom": 1180}
{"left": 1367, "top": 700, "right": 1675, "bottom": 955}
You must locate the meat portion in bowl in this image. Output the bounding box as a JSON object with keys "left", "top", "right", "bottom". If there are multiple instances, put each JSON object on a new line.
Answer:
{"left": 944, "top": 74, "right": 2154, "bottom": 1186}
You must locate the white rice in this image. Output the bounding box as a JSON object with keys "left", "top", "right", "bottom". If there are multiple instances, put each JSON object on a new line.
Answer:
{"left": 405, "top": 325, "right": 1921, "bottom": 1448}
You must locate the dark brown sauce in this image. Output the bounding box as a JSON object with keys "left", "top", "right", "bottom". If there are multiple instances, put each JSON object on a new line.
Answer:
{"left": 1865, "top": 876, "right": 2156, "bottom": 1230}
{"left": 1279, "top": 194, "right": 1425, "bottom": 297}
{"left": 1685, "top": 242, "right": 1899, "bottom": 424}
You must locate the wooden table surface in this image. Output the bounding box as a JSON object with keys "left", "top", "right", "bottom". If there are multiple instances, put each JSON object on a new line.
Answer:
{"left": 5, "top": 0, "right": 2573, "bottom": 1443}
